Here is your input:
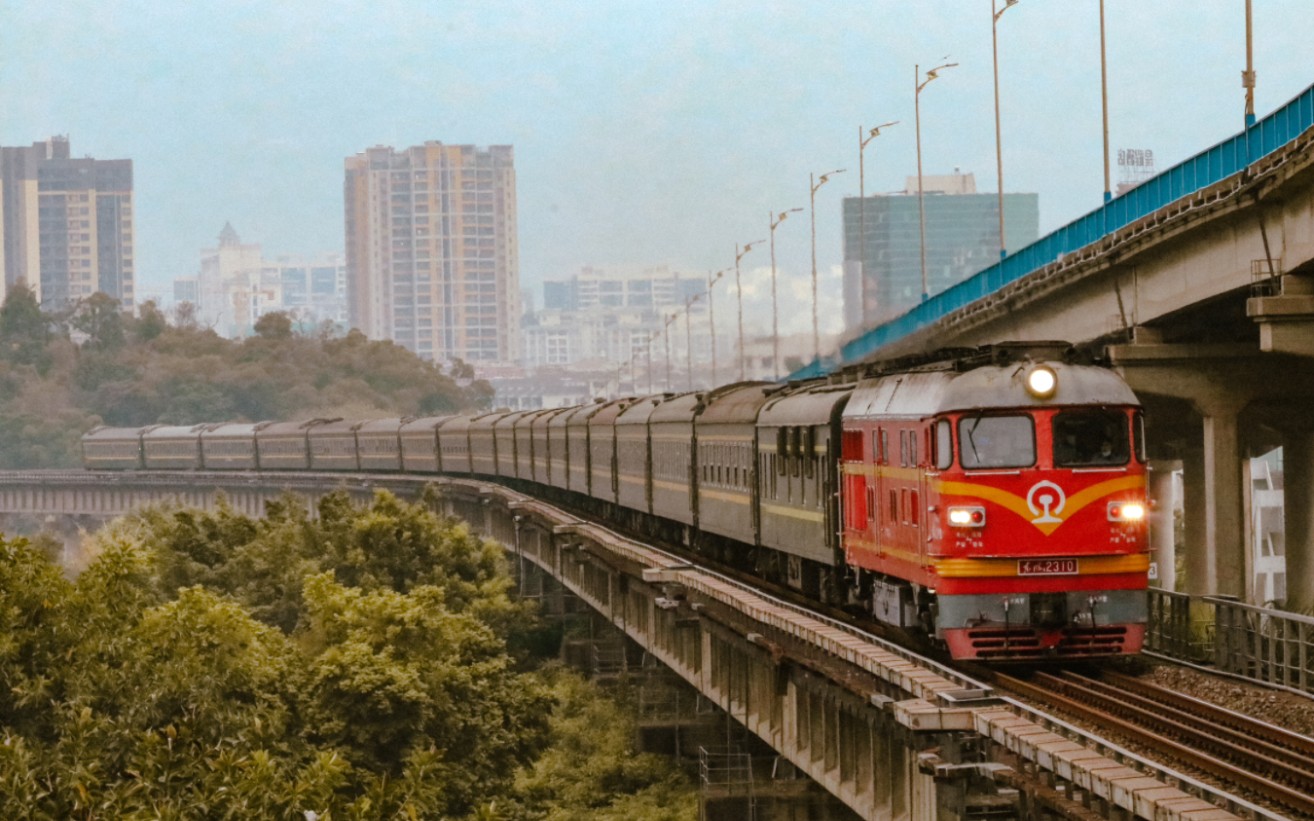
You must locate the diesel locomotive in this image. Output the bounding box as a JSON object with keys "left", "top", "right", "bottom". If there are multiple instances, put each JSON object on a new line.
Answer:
{"left": 82, "top": 343, "right": 1149, "bottom": 661}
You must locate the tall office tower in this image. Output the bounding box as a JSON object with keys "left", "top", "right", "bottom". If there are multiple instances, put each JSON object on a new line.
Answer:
{"left": 841, "top": 171, "right": 1037, "bottom": 332}
{"left": 0, "top": 136, "right": 134, "bottom": 309}
{"left": 344, "top": 142, "right": 519, "bottom": 365}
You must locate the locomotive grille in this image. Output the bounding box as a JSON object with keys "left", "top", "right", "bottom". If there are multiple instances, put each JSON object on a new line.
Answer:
{"left": 967, "top": 625, "right": 1131, "bottom": 659}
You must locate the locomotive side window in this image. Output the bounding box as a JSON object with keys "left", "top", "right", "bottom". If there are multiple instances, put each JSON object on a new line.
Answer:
{"left": 842, "top": 430, "right": 862, "bottom": 461}
{"left": 935, "top": 420, "right": 953, "bottom": 469}
{"left": 958, "top": 414, "right": 1035, "bottom": 469}
{"left": 1133, "top": 411, "right": 1146, "bottom": 463}
{"left": 1053, "top": 410, "right": 1129, "bottom": 467}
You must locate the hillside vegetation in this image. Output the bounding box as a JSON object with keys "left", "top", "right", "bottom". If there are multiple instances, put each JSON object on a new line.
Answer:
{"left": 0, "top": 286, "right": 493, "bottom": 468}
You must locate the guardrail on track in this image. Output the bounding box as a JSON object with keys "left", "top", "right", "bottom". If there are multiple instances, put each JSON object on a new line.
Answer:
{"left": 1148, "top": 588, "right": 1314, "bottom": 697}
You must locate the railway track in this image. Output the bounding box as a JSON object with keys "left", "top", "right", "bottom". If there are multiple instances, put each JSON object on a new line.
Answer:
{"left": 993, "top": 668, "right": 1314, "bottom": 819}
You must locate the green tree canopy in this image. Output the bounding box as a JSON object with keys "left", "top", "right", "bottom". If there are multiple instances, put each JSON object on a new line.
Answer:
{"left": 0, "top": 491, "right": 563, "bottom": 818}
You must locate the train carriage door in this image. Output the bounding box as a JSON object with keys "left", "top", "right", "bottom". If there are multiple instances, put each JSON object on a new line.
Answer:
{"left": 915, "top": 422, "right": 929, "bottom": 564}
{"left": 841, "top": 428, "right": 865, "bottom": 533}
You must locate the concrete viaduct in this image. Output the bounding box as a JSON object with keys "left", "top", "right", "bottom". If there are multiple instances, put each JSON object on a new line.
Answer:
{"left": 0, "top": 470, "right": 1274, "bottom": 821}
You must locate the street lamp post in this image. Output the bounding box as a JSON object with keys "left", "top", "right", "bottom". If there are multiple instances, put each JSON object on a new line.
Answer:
{"left": 734, "top": 239, "right": 764, "bottom": 381}
{"left": 646, "top": 332, "right": 655, "bottom": 395}
{"left": 769, "top": 207, "right": 803, "bottom": 380}
{"left": 684, "top": 294, "right": 697, "bottom": 390}
{"left": 1244, "top": 0, "right": 1256, "bottom": 128}
{"left": 663, "top": 312, "right": 676, "bottom": 391}
{"left": 1099, "top": 0, "right": 1111, "bottom": 203}
{"left": 858, "top": 121, "right": 898, "bottom": 326}
{"left": 707, "top": 269, "right": 725, "bottom": 386}
{"left": 992, "top": 0, "right": 1018, "bottom": 259}
{"left": 810, "top": 168, "right": 845, "bottom": 363}
{"left": 915, "top": 60, "right": 958, "bottom": 302}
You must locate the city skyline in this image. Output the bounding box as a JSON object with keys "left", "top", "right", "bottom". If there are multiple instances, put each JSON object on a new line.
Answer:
{"left": 4, "top": 2, "right": 1311, "bottom": 340}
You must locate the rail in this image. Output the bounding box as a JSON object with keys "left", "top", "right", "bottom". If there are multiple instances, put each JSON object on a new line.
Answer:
{"left": 794, "top": 81, "right": 1314, "bottom": 379}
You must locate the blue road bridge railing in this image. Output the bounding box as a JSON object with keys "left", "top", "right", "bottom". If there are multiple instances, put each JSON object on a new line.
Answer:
{"left": 791, "top": 80, "right": 1314, "bottom": 381}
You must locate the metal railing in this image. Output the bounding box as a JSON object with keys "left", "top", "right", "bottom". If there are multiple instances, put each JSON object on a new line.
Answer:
{"left": 795, "top": 81, "right": 1314, "bottom": 379}
{"left": 1147, "top": 588, "right": 1314, "bottom": 697}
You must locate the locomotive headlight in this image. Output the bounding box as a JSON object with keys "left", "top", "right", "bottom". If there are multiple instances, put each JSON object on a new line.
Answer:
{"left": 1025, "top": 366, "right": 1057, "bottom": 398}
{"left": 1108, "top": 501, "right": 1146, "bottom": 522}
{"left": 948, "top": 506, "right": 986, "bottom": 527}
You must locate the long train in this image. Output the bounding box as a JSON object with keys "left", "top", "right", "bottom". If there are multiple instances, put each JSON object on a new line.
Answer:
{"left": 82, "top": 342, "right": 1149, "bottom": 662}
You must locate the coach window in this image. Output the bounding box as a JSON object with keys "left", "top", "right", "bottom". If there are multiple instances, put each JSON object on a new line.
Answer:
{"left": 959, "top": 414, "right": 1035, "bottom": 469}
{"left": 935, "top": 419, "right": 953, "bottom": 469}
{"left": 803, "top": 428, "right": 815, "bottom": 478}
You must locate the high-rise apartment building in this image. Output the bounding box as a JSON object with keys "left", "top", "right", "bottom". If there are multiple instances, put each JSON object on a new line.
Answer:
{"left": 344, "top": 142, "right": 519, "bottom": 365}
{"left": 841, "top": 171, "right": 1037, "bottom": 332}
{"left": 0, "top": 136, "right": 134, "bottom": 309}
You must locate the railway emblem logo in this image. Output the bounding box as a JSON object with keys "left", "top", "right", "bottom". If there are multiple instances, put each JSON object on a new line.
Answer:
{"left": 1026, "top": 480, "right": 1066, "bottom": 526}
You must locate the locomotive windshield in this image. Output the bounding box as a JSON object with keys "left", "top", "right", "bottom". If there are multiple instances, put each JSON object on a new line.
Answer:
{"left": 1053, "top": 409, "right": 1129, "bottom": 466}
{"left": 958, "top": 414, "right": 1035, "bottom": 469}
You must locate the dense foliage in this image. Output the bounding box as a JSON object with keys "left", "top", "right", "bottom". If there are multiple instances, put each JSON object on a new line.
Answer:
{"left": 0, "top": 286, "right": 494, "bottom": 468}
{"left": 0, "top": 491, "right": 697, "bottom": 819}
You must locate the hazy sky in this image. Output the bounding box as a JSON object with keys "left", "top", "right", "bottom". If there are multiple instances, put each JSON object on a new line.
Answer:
{"left": 4, "top": 1, "right": 1310, "bottom": 336}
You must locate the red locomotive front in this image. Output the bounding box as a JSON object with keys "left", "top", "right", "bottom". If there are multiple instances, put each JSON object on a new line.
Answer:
{"left": 842, "top": 352, "right": 1148, "bottom": 661}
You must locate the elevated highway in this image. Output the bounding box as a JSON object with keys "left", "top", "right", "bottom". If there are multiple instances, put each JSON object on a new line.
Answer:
{"left": 797, "top": 83, "right": 1314, "bottom": 609}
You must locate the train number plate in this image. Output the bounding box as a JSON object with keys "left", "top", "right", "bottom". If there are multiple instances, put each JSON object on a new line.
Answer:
{"left": 1018, "top": 559, "right": 1078, "bottom": 576}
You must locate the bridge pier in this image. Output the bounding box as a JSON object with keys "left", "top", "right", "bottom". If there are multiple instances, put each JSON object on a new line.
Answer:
{"left": 1280, "top": 429, "right": 1314, "bottom": 609}
{"left": 1111, "top": 343, "right": 1314, "bottom": 604}
{"left": 1248, "top": 273, "right": 1314, "bottom": 357}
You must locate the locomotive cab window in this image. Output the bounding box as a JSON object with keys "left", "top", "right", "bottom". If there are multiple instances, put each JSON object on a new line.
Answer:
{"left": 934, "top": 419, "right": 953, "bottom": 469}
{"left": 1053, "top": 409, "right": 1129, "bottom": 467}
{"left": 958, "top": 414, "right": 1035, "bottom": 469}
